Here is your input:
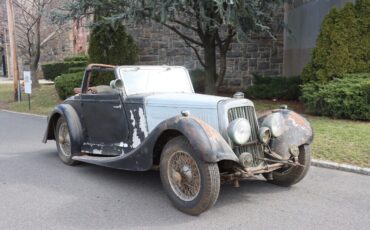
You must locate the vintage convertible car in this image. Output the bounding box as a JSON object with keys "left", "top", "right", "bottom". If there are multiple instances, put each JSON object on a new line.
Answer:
{"left": 43, "top": 64, "right": 313, "bottom": 215}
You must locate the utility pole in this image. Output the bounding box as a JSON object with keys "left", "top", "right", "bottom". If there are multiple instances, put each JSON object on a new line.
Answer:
{"left": 5, "top": 0, "right": 19, "bottom": 101}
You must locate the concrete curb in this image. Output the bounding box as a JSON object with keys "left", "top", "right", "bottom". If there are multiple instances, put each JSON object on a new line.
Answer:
{"left": 1, "top": 109, "right": 47, "bottom": 118}
{"left": 312, "top": 159, "right": 370, "bottom": 176}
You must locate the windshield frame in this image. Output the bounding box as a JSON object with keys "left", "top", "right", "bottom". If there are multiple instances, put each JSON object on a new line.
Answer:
{"left": 117, "top": 66, "right": 194, "bottom": 96}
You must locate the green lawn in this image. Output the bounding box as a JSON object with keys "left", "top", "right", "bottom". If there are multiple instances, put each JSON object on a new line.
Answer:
{"left": 308, "top": 116, "right": 370, "bottom": 167}
{"left": 1, "top": 84, "right": 369, "bottom": 167}
{"left": 0, "top": 84, "right": 60, "bottom": 115}
{"left": 253, "top": 99, "right": 304, "bottom": 114}
{"left": 0, "top": 84, "right": 14, "bottom": 105}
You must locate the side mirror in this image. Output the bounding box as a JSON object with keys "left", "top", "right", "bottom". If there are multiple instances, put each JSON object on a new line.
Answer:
{"left": 110, "top": 79, "right": 123, "bottom": 89}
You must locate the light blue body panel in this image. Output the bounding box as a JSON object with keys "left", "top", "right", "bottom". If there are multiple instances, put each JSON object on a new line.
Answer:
{"left": 144, "top": 93, "right": 228, "bottom": 132}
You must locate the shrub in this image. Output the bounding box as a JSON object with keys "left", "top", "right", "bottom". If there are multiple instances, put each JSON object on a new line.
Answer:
{"left": 245, "top": 75, "right": 302, "bottom": 100}
{"left": 54, "top": 72, "right": 84, "bottom": 100}
{"left": 68, "top": 67, "right": 86, "bottom": 74}
{"left": 63, "top": 55, "right": 88, "bottom": 62}
{"left": 302, "top": 0, "right": 370, "bottom": 83}
{"left": 189, "top": 69, "right": 206, "bottom": 93}
{"left": 300, "top": 73, "right": 370, "bottom": 120}
{"left": 88, "top": 22, "right": 138, "bottom": 65}
{"left": 41, "top": 61, "right": 87, "bottom": 81}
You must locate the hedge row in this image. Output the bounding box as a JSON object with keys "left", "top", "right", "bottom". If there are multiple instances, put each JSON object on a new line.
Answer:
{"left": 245, "top": 75, "right": 301, "bottom": 100}
{"left": 63, "top": 55, "right": 88, "bottom": 62}
{"left": 41, "top": 61, "right": 87, "bottom": 81}
{"left": 41, "top": 55, "right": 88, "bottom": 81}
{"left": 300, "top": 73, "right": 370, "bottom": 120}
{"left": 54, "top": 72, "right": 84, "bottom": 100}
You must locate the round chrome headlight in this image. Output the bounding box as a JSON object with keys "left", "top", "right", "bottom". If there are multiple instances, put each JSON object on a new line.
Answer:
{"left": 258, "top": 126, "right": 272, "bottom": 144}
{"left": 227, "top": 118, "right": 251, "bottom": 145}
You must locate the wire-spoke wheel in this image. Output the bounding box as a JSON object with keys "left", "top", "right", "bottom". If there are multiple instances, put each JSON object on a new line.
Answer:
{"left": 55, "top": 117, "right": 78, "bottom": 165}
{"left": 168, "top": 151, "right": 201, "bottom": 202}
{"left": 160, "top": 136, "right": 220, "bottom": 215}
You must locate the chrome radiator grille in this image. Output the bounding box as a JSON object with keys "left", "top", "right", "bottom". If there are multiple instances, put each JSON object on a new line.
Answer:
{"left": 228, "top": 106, "right": 264, "bottom": 166}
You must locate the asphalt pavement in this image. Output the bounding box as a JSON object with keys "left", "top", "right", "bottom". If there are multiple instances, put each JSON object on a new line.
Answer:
{"left": 0, "top": 110, "right": 369, "bottom": 230}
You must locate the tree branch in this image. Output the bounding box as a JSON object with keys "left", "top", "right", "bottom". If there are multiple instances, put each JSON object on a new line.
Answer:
{"left": 160, "top": 22, "right": 203, "bottom": 47}
{"left": 183, "top": 39, "right": 206, "bottom": 68}
{"left": 13, "top": 0, "right": 37, "bottom": 20}
{"left": 40, "top": 25, "right": 67, "bottom": 47}
{"left": 171, "top": 19, "right": 198, "bottom": 33}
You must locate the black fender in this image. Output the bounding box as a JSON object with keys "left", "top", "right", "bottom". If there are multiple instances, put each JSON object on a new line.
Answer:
{"left": 75, "top": 115, "right": 239, "bottom": 171}
{"left": 43, "top": 104, "right": 83, "bottom": 155}
{"left": 152, "top": 115, "right": 239, "bottom": 163}
{"left": 258, "top": 109, "right": 313, "bottom": 160}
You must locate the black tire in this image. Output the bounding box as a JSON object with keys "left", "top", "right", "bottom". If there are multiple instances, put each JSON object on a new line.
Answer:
{"left": 265, "top": 145, "right": 311, "bottom": 187}
{"left": 55, "top": 117, "right": 78, "bottom": 166}
{"left": 160, "top": 136, "right": 220, "bottom": 215}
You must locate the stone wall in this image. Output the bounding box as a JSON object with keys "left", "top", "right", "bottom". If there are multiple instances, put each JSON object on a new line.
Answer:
{"left": 125, "top": 21, "right": 284, "bottom": 91}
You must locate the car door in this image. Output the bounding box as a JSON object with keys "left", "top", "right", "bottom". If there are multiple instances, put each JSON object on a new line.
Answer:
{"left": 81, "top": 93, "right": 128, "bottom": 144}
{"left": 80, "top": 69, "right": 129, "bottom": 145}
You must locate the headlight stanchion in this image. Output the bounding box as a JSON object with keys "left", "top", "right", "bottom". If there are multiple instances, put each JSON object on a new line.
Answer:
{"left": 258, "top": 127, "right": 271, "bottom": 145}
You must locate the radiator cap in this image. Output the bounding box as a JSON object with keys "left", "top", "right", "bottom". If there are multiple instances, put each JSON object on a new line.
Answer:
{"left": 233, "top": 92, "right": 245, "bottom": 99}
{"left": 181, "top": 110, "right": 190, "bottom": 117}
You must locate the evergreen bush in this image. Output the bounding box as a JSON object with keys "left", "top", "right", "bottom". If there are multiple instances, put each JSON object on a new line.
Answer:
{"left": 63, "top": 55, "right": 89, "bottom": 62}
{"left": 54, "top": 72, "right": 84, "bottom": 99}
{"left": 88, "top": 22, "right": 138, "bottom": 65}
{"left": 41, "top": 61, "right": 87, "bottom": 81}
{"left": 302, "top": 0, "right": 370, "bottom": 83}
{"left": 300, "top": 73, "right": 370, "bottom": 120}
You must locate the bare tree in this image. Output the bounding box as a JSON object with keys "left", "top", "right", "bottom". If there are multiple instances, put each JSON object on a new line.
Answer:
{"left": 13, "top": 0, "right": 66, "bottom": 87}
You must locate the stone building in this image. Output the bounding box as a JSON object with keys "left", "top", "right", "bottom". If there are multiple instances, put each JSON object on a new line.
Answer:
{"left": 124, "top": 0, "right": 353, "bottom": 90}
{"left": 125, "top": 21, "right": 284, "bottom": 91}
{"left": 1, "top": 0, "right": 354, "bottom": 90}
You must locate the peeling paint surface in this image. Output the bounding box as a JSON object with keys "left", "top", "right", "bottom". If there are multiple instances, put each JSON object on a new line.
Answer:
{"left": 130, "top": 110, "right": 141, "bottom": 148}
{"left": 138, "top": 108, "right": 148, "bottom": 137}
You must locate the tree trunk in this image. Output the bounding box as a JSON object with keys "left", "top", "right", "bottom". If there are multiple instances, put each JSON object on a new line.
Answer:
{"left": 31, "top": 19, "right": 41, "bottom": 88}
{"left": 30, "top": 60, "right": 40, "bottom": 88}
{"left": 204, "top": 37, "right": 217, "bottom": 95}
{"left": 216, "top": 50, "right": 227, "bottom": 90}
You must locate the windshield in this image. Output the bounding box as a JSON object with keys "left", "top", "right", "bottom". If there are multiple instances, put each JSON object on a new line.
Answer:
{"left": 118, "top": 66, "right": 194, "bottom": 95}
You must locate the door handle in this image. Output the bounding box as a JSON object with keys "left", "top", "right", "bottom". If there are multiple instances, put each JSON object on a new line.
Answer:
{"left": 113, "top": 105, "right": 122, "bottom": 109}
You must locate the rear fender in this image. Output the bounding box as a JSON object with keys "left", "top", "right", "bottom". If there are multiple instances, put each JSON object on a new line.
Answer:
{"left": 43, "top": 104, "right": 83, "bottom": 155}
{"left": 258, "top": 109, "right": 313, "bottom": 160}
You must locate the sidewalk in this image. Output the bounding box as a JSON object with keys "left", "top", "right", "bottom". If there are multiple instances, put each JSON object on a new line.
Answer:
{"left": 0, "top": 77, "right": 54, "bottom": 85}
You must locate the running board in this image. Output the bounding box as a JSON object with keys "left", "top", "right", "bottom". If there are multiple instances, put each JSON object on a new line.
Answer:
{"left": 73, "top": 155, "right": 121, "bottom": 164}
{"left": 72, "top": 150, "right": 152, "bottom": 171}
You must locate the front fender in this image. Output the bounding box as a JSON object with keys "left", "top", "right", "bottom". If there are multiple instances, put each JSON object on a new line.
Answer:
{"left": 258, "top": 109, "right": 313, "bottom": 160}
{"left": 154, "top": 115, "right": 239, "bottom": 163}
{"left": 43, "top": 104, "right": 83, "bottom": 155}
